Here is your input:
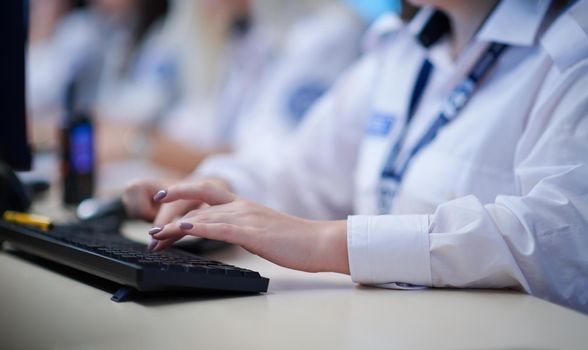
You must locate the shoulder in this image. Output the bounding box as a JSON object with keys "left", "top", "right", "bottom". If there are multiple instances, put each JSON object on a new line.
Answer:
{"left": 361, "top": 12, "right": 406, "bottom": 52}
{"left": 285, "top": 4, "right": 365, "bottom": 55}
{"left": 51, "top": 10, "right": 103, "bottom": 55}
{"left": 301, "top": 3, "right": 365, "bottom": 36}
{"left": 540, "top": 0, "right": 588, "bottom": 73}
{"left": 55, "top": 9, "right": 100, "bottom": 35}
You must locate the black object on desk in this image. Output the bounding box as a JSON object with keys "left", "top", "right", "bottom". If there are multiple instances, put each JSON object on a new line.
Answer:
{"left": 0, "top": 163, "right": 31, "bottom": 214}
{"left": 60, "top": 81, "right": 95, "bottom": 206}
{"left": 0, "top": 220, "right": 269, "bottom": 301}
{"left": 0, "top": 0, "right": 32, "bottom": 214}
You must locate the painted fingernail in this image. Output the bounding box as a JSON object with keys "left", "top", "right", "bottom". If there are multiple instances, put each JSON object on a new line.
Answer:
{"left": 148, "top": 238, "right": 157, "bottom": 251}
{"left": 179, "top": 222, "right": 194, "bottom": 230}
{"left": 153, "top": 189, "right": 167, "bottom": 202}
{"left": 148, "top": 227, "right": 162, "bottom": 236}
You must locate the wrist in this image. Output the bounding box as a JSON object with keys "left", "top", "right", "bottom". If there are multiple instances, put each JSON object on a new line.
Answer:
{"left": 185, "top": 174, "right": 233, "bottom": 193}
{"left": 316, "top": 220, "right": 350, "bottom": 274}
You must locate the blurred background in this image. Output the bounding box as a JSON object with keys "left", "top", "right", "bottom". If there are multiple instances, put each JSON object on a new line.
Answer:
{"left": 25, "top": 0, "right": 415, "bottom": 205}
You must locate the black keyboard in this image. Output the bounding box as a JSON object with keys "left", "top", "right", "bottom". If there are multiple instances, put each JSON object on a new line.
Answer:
{"left": 0, "top": 220, "right": 269, "bottom": 301}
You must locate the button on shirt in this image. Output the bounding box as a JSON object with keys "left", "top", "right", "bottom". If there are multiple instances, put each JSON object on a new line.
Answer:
{"left": 198, "top": 1, "right": 588, "bottom": 312}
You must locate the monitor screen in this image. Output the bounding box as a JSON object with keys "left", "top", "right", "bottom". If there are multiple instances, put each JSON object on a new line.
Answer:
{"left": 0, "top": 0, "right": 32, "bottom": 171}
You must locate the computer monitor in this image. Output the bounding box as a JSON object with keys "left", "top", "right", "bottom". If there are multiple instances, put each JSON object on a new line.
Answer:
{"left": 0, "top": 0, "right": 31, "bottom": 171}
{"left": 0, "top": 0, "right": 32, "bottom": 213}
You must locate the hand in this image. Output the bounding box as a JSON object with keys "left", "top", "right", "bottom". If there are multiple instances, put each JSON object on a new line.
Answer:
{"left": 149, "top": 182, "right": 350, "bottom": 274}
{"left": 122, "top": 176, "right": 230, "bottom": 222}
{"left": 123, "top": 179, "right": 163, "bottom": 221}
{"left": 123, "top": 177, "right": 232, "bottom": 249}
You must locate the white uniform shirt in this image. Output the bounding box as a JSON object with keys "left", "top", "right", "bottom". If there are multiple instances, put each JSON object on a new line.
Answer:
{"left": 161, "top": 4, "right": 364, "bottom": 152}
{"left": 198, "top": 1, "right": 588, "bottom": 312}
{"left": 222, "top": 4, "right": 365, "bottom": 153}
{"left": 28, "top": 10, "right": 175, "bottom": 124}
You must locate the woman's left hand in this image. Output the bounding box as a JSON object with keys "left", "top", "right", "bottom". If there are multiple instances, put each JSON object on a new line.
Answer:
{"left": 149, "top": 182, "right": 350, "bottom": 274}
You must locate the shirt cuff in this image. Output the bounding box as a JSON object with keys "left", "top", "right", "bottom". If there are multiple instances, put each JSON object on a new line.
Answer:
{"left": 347, "top": 214, "right": 432, "bottom": 287}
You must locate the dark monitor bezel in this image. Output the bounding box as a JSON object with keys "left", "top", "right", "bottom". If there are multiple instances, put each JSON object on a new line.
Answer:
{"left": 0, "top": 0, "right": 32, "bottom": 171}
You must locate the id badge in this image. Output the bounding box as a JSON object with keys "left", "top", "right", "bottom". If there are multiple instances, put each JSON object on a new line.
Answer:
{"left": 377, "top": 177, "right": 400, "bottom": 214}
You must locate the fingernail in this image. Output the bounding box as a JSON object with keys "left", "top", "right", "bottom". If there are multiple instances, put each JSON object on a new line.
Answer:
{"left": 153, "top": 189, "right": 167, "bottom": 202}
{"left": 148, "top": 238, "right": 157, "bottom": 251}
{"left": 179, "top": 222, "right": 194, "bottom": 230}
{"left": 148, "top": 227, "right": 162, "bottom": 236}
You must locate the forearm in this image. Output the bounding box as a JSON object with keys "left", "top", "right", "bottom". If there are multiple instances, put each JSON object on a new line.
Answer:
{"left": 149, "top": 130, "right": 230, "bottom": 175}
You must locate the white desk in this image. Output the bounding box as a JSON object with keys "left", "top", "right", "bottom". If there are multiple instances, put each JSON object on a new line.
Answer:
{"left": 2, "top": 162, "right": 588, "bottom": 349}
{"left": 1, "top": 225, "right": 587, "bottom": 350}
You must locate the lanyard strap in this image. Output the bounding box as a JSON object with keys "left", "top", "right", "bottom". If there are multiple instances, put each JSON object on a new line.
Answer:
{"left": 381, "top": 42, "right": 508, "bottom": 181}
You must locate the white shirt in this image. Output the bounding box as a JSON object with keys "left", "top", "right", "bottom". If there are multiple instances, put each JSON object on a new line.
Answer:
{"left": 27, "top": 10, "right": 174, "bottom": 124}
{"left": 197, "top": 1, "right": 588, "bottom": 312}
{"left": 161, "top": 4, "right": 365, "bottom": 152}
{"left": 222, "top": 4, "right": 365, "bottom": 153}
{"left": 27, "top": 10, "right": 105, "bottom": 115}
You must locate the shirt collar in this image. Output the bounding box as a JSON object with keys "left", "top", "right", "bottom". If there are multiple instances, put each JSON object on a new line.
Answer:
{"left": 477, "top": 0, "right": 552, "bottom": 46}
{"left": 540, "top": 0, "right": 588, "bottom": 71}
{"left": 408, "top": 1, "right": 553, "bottom": 48}
{"left": 362, "top": 12, "right": 405, "bottom": 51}
{"left": 407, "top": 7, "right": 439, "bottom": 43}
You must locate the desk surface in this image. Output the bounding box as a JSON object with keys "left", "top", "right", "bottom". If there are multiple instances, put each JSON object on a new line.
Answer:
{"left": 3, "top": 161, "right": 588, "bottom": 350}
{"left": 1, "top": 224, "right": 587, "bottom": 350}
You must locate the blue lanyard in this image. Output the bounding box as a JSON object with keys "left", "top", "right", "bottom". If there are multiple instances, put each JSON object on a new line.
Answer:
{"left": 380, "top": 42, "right": 509, "bottom": 182}
{"left": 377, "top": 42, "right": 508, "bottom": 214}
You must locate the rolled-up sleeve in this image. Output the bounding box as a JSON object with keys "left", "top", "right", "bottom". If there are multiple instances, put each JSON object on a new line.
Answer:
{"left": 348, "top": 214, "right": 431, "bottom": 286}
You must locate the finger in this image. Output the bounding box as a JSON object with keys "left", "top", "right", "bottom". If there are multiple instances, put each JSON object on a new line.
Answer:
{"left": 147, "top": 238, "right": 158, "bottom": 251}
{"left": 123, "top": 180, "right": 160, "bottom": 220}
{"left": 151, "top": 236, "right": 184, "bottom": 252}
{"left": 151, "top": 221, "right": 185, "bottom": 240}
{"left": 149, "top": 219, "right": 196, "bottom": 252}
{"left": 154, "top": 182, "right": 235, "bottom": 206}
{"left": 122, "top": 192, "right": 154, "bottom": 220}
{"left": 153, "top": 221, "right": 251, "bottom": 247}
{"left": 153, "top": 200, "right": 195, "bottom": 228}
{"left": 151, "top": 201, "right": 200, "bottom": 252}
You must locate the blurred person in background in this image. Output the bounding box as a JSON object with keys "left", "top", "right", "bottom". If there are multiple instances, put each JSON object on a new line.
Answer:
{"left": 26, "top": 0, "right": 170, "bottom": 153}
{"left": 132, "top": 0, "right": 253, "bottom": 173}
{"left": 28, "top": 0, "right": 85, "bottom": 47}
{"left": 27, "top": 0, "right": 404, "bottom": 182}
{"left": 224, "top": 0, "right": 417, "bottom": 157}
{"left": 27, "top": 0, "right": 86, "bottom": 148}
{"left": 146, "top": 0, "right": 383, "bottom": 174}
{"left": 93, "top": 0, "right": 172, "bottom": 126}
{"left": 90, "top": 0, "right": 369, "bottom": 174}
{"left": 196, "top": 0, "right": 414, "bottom": 181}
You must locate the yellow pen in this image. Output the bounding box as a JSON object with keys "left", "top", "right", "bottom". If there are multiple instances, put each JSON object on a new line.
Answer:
{"left": 2, "top": 210, "right": 53, "bottom": 231}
